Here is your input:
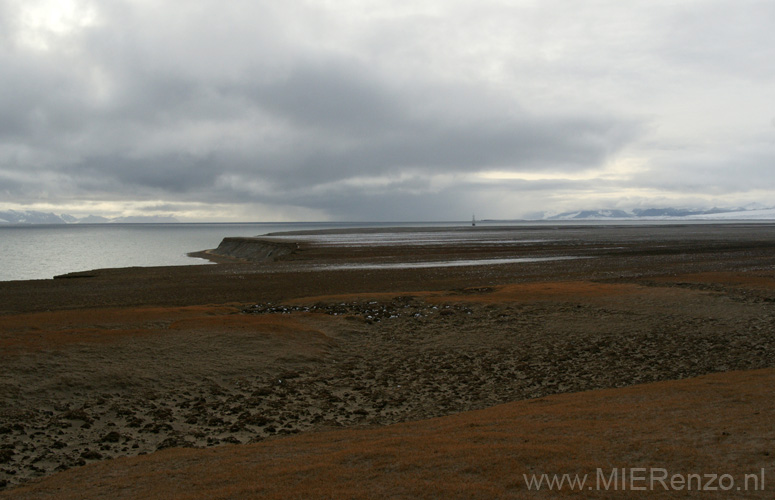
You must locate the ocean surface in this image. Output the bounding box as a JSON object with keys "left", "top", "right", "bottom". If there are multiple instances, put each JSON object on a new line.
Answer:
{"left": 0, "top": 221, "right": 473, "bottom": 281}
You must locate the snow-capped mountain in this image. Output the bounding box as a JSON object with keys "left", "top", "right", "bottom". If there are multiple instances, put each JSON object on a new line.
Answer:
{"left": 0, "top": 210, "right": 178, "bottom": 224}
{"left": 548, "top": 209, "right": 634, "bottom": 220}
{"left": 0, "top": 210, "right": 69, "bottom": 224}
{"left": 544, "top": 206, "right": 775, "bottom": 220}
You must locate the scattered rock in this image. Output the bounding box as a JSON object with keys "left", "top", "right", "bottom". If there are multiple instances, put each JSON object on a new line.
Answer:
{"left": 61, "top": 409, "right": 93, "bottom": 423}
{"left": 100, "top": 431, "right": 122, "bottom": 443}
{"left": 156, "top": 437, "right": 192, "bottom": 450}
{"left": 80, "top": 450, "right": 102, "bottom": 460}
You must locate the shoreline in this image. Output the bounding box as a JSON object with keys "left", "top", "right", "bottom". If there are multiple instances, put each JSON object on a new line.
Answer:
{"left": 2, "top": 224, "right": 775, "bottom": 495}
{"left": 3, "top": 221, "right": 775, "bottom": 284}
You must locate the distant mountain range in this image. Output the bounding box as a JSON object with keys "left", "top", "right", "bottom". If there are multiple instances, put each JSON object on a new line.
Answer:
{"left": 0, "top": 210, "right": 179, "bottom": 225}
{"left": 3, "top": 206, "right": 775, "bottom": 225}
{"left": 542, "top": 206, "right": 775, "bottom": 220}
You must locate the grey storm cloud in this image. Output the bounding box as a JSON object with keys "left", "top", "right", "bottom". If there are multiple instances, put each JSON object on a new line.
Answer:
{"left": 1, "top": 0, "right": 774, "bottom": 220}
{"left": 206, "top": 60, "right": 638, "bottom": 191}
{"left": 76, "top": 154, "right": 224, "bottom": 194}
{"left": 10, "top": 50, "right": 637, "bottom": 199}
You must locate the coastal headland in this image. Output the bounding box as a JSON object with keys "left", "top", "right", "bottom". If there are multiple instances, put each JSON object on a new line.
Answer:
{"left": 1, "top": 223, "right": 775, "bottom": 498}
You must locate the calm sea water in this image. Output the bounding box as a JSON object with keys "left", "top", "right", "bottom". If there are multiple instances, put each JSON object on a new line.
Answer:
{"left": 0, "top": 221, "right": 469, "bottom": 281}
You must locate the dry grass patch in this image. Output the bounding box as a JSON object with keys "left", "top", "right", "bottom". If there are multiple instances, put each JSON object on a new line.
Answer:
{"left": 0, "top": 305, "right": 333, "bottom": 354}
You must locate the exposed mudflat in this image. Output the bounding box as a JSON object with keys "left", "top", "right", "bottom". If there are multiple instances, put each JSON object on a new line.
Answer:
{"left": 1, "top": 223, "right": 775, "bottom": 497}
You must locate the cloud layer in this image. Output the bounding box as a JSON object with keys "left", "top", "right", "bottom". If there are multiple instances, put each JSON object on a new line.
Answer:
{"left": 1, "top": 0, "right": 774, "bottom": 220}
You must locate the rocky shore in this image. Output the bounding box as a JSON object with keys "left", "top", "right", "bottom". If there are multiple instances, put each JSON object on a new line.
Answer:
{"left": 2, "top": 223, "right": 775, "bottom": 496}
{"left": 188, "top": 237, "right": 299, "bottom": 263}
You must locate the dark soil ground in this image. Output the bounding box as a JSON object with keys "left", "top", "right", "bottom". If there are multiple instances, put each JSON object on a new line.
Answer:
{"left": 1, "top": 223, "right": 775, "bottom": 497}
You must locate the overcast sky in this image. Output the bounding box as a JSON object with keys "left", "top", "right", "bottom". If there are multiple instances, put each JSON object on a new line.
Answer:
{"left": 1, "top": 0, "right": 774, "bottom": 221}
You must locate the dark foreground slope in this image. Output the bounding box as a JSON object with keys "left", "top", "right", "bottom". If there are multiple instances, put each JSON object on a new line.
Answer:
{"left": 4, "top": 367, "right": 773, "bottom": 499}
